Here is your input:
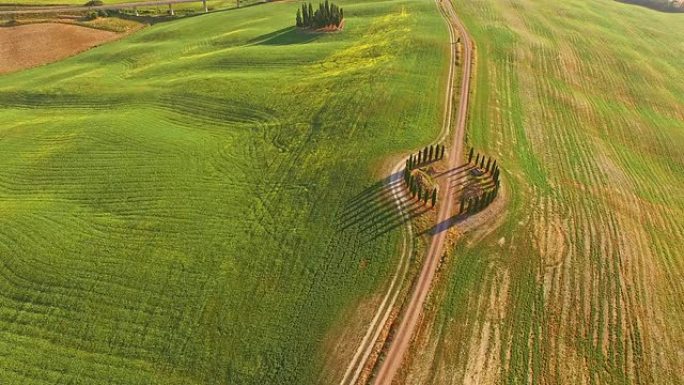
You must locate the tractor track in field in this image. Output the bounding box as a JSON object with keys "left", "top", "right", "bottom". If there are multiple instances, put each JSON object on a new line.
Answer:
{"left": 338, "top": 0, "right": 471, "bottom": 384}
{"left": 373, "top": 0, "right": 472, "bottom": 383}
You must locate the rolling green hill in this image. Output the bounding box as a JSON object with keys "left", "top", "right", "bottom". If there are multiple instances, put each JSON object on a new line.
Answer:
{"left": 0, "top": 1, "right": 449, "bottom": 384}
{"left": 399, "top": 0, "right": 684, "bottom": 384}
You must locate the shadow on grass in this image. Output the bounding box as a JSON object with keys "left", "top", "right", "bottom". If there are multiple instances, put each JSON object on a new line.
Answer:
{"left": 338, "top": 171, "right": 430, "bottom": 243}
{"left": 248, "top": 26, "right": 320, "bottom": 46}
{"left": 339, "top": 162, "right": 497, "bottom": 241}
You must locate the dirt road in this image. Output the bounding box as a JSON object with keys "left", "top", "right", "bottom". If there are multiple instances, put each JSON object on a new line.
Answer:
{"left": 372, "top": 0, "right": 473, "bottom": 383}
{"left": 336, "top": 1, "right": 465, "bottom": 384}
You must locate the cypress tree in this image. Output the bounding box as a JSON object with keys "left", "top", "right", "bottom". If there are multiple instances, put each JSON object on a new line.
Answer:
{"left": 423, "top": 147, "right": 428, "bottom": 161}
{"left": 492, "top": 159, "right": 497, "bottom": 172}
{"left": 431, "top": 189, "right": 437, "bottom": 207}
{"left": 468, "top": 147, "right": 474, "bottom": 163}
{"left": 441, "top": 145, "right": 446, "bottom": 160}
{"left": 459, "top": 197, "right": 464, "bottom": 213}
{"left": 296, "top": 8, "right": 303, "bottom": 27}
{"left": 417, "top": 151, "right": 422, "bottom": 164}
{"left": 308, "top": 3, "right": 314, "bottom": 26}
{"left": 417, "top": 184, "right": 422, "bottom": 201}
{"left": 486, "top": 157, "right": 491, "bottom": 172}
{"left": 479, "top": 156, "right": 485, "bottom": 169}
{"left": 428, "top": 145, "right": 434, "bottom": 161}
{"left": 423, "top": 189, "right": 429, "bottom": 204}
{"left": 475, "top": 153, "right": 480, "bottom": 165}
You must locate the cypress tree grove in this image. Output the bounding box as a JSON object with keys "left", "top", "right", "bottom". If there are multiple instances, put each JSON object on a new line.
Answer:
{"left": 298, "top": 2, "right": 344, "bottom": 29}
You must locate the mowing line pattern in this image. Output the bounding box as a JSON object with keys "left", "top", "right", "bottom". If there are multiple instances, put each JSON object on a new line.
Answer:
{"left": 0, "top": 1, "right": 450, "bottom": 384}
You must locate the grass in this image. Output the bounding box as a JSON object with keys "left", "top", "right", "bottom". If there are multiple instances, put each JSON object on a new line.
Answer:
{"left": 0, "top": 0, "right": 246, "bottom": 6}
{"left": 398, "top": 0, "right": 684, "bottom": 384}
{"left": 0, "top": 1, "right": 450, "bottom": 384}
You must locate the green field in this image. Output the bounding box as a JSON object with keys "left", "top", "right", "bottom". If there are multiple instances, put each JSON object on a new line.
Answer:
{"left": 0, "top": 0, "right": 241, "bottom": 6}
{"left": 400, "top": 0, "right": 684, "bottom": 384}
{"left": 0, "top": 1, "right": 449, "bottom": 384}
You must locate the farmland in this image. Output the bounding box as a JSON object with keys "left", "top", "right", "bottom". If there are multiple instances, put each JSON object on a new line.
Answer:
{"left": 396, "top": 0, "right": 684, "bottom": 384}
{"left": 0, "top": 1, "right": 450, "bottom": 384}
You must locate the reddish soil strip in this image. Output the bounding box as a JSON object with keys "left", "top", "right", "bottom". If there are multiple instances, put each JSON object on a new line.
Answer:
{"left": 0, "top": 23, "right": 119, "bottom": 74}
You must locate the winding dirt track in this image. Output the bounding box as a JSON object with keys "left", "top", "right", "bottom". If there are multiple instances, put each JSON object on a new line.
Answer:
{"left": 371, "top": 0, "right": 473, "bottom": 383}
{"left": 337, "top": 0, "right": 466, "bottom": 383}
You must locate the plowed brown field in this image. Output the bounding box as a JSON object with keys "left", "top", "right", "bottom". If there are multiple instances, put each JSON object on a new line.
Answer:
{"left": 0, "top": 23, "right": 118, "bottom": 74}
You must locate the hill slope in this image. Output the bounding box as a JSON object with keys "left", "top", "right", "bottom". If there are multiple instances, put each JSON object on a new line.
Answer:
{"left": 0, "top": 1, "right": 449, "bottom": 384}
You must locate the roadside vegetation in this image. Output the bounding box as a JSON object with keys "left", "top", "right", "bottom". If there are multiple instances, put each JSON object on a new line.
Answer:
{"left": 397, "top": 0, "right": 684, "bottom": 384}
{"left": 0, "top": 0, "right": 449, "bottom": 384}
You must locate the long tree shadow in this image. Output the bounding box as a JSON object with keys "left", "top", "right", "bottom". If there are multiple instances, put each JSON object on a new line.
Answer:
{"left": 337, "top": 171, "right": 430, "bottom": 243}
{"left": 421, "top": 213, "right": 467, "bottom": 236}
{"left": 433, "top": 163, "right": 473, "bottom": 179}
{"left": 247, "top": 26, "right": 321, "bottom": 46}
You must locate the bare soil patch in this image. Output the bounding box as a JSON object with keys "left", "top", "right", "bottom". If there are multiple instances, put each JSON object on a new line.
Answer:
{"left": 0, "top": 22, "right": 124, "bottom": 74}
